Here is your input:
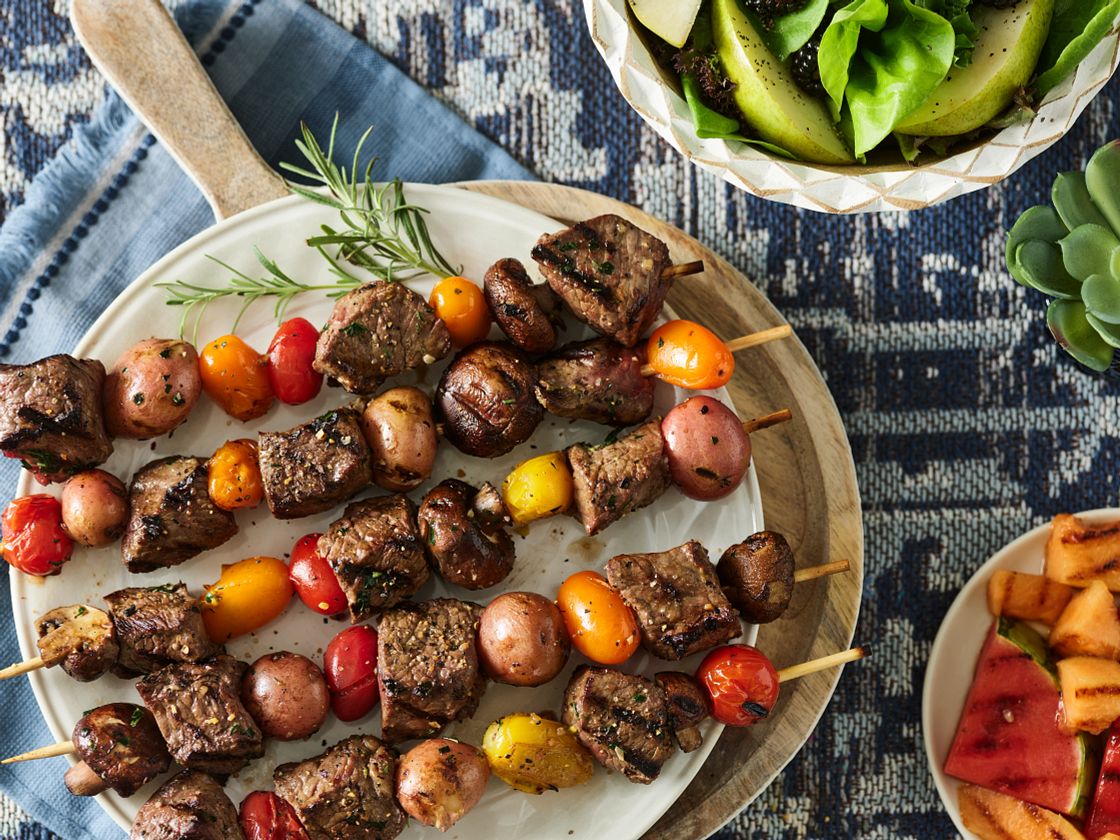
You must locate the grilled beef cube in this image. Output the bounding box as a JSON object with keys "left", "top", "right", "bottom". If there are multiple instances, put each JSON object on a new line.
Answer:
{"left": 258, "top": 408, "right": 372, "bottom": 519}
{"left": 130, "top": 770, "right": 244, "bottom": 840}
{"left": 314, "top": 281, "right": 451, "bottom": 395}
{"left": 35, "top": 604, "right": 119, "bottom": 682}
{"left": 319, "top": 495, "right": 428, "bottom": 622}
{"left": 71, "top": 703, "right": 170, "bottom": 797}
{"left": 567, "top": 419, "right": 671, "bottom": 535}
{"left": 606, "top": 540, "right": 741, "bottom": 660}
{"left": 104, "top": 583, "right": 222, "bottom": 675}
{"left": 0, "top": 354, "right": 112, "bottom": 484}
{"left": 535, "top": 338, "right": 654, "bottom": 426}
{"left": 562, "top": 666, "right": 674, "bottom": 784}
{"left": 531, "top": 215, "right": 671, "bottom": 347}
{"left": 483, "top": 257, "right": 563, "bottom": 353}
{"left": 121, "top": 456, "right": 237, "bottom": 573}
{"left": 655, "top": 672, "right": 710, "bottom": 753}
{"left": 418, "top": 479, "right": 515, "bottom": 590}
{"left": 136, "top": 655, "right": 262, "bottom": 776}
{"left": 274, "top": 735, "right": 406, "bottom": 840}
{"left": 377, "top": 599, "right": 485, "bottom": 743}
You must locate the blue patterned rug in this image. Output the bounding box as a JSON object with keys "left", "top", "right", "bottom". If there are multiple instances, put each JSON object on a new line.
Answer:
{"left": 2, "top": 1, "right": 1119, "bottom": 838}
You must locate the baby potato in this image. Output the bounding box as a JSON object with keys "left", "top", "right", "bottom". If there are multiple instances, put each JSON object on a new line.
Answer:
{"left": 103, "top": 338, "right": 201, "bottom": 439}
{"left": 478, "top": 592, "right": 570, "bottom": 686}
{"left": 361, "top": 386, "right": 438, "bottom": 492}
{"left": 500, "top": 451, "right": 573, "bottom": 525}
{"left": 482, "top": 713, "right": 594, "bottom": 794}
{"left": 241, "top": 651, "right": 329, "bottom": 741}
{"left": 661, "top": 396, "right": 751, "bottom": 501}
{"left": 396, "top": 738, "right": 490, "bottom": 831}
{"left": 59, "top": 469, "right": 128, "bottom": 547}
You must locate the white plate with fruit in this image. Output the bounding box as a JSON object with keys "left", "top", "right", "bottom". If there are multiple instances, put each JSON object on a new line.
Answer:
{"left": 924, "top": 508, "right": 1120, "bottom": 839}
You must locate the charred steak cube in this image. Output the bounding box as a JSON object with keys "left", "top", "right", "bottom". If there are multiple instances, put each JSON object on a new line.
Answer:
{"left": 606, "top": 540, "right": 741, "bottom": 660}
{"left": 104, "top": 582, "right": 222, "bottom": 675}
{"left": 0, "top": 354, "right": 112, "bottom": 484}
{"left": 121, "top": 456, "right": 238, "bottom": 573}
{"left": 71, "top": 703, "right": 170, "bottom": 797}
{"left": 377, "top": 599, "right": 485, "bottom": 743}
{"left": 274, "top": 735, "right": 406, "bottom": 840}
{"left": 314, "top": 281, "right": 451, "bottom": 394}
{"left": 130, "top": 770, "right": 245, "bottom": 840}
{"left": 318, "top": 494, "right": 428, "bottom": 622}
{"left": 531, "top": 215, "right": 671, "bottom": 347}
{"left": 562, "top": 666, "right": 674, "bottom": 784}
{"left": 567, "top": 419, "right": 671, "bottom": 535}
{"left": 535, "top": 338, "right": 654, "bottom": 426}
{"left": 258, "top": 408, "right": 372, "bottom": 519}
{"left": 136, "top": 655, "right": 263, "bottom": 776}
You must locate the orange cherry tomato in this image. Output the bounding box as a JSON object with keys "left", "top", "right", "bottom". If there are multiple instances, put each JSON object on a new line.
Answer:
{"left": 646, "top": 320, "right": 734, "bottom": 390}
{"left": 208, "top": 439, "right": 263, "bottom": 511}
{"left": 200, "top": 555, "right": 294, "bottom": 642}
{"left": 199, "top": 334, "right": 274, "bottom": 421}
{"left": 556, "top": 570, "right": 639, "bottom": 665}
{"left": 429, "top": 276, "right": 491, "bottom": 347}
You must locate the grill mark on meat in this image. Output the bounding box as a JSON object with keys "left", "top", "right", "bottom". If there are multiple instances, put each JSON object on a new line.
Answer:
{"left": 530, "top": 244, "right": 612, "bottom": 299}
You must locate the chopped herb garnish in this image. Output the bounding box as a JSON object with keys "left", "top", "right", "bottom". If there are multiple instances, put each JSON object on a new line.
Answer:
{"left": 130, "top": 708, "right": 144, "bottom": 727}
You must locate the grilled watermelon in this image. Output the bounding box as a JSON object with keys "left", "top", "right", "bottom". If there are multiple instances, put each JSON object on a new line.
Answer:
{"left": 945, "top": 617, "right": 1096, "bottom": 818}
{"left": 1086, "top": 722, "right": 1120, "bottom": 839}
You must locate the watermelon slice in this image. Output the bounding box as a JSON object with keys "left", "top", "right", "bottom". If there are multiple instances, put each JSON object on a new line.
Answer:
{"left": 944, "top": 617, "right": 1096, "bottom": 818}
{"left": 1087, "top": 722, "right": 1120, "bottom": 838}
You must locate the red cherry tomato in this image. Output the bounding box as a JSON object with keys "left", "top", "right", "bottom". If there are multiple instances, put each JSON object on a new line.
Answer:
{"left": 266, "top": 317, "right": 323, "bottom": 405}
{"left": 696, "top": 644, "right": 780, "bottom": 727}
{"left": 1, "top": 495, "right": 73, "bottom": 576}
{"left": 239, "top": 790, "right": 309, "bottom": 840}
{"left": 324, "top": 625, "right": 379, "bottom": 722}
{"left": 288, "top": 534, "right": 346, "bottom": 616}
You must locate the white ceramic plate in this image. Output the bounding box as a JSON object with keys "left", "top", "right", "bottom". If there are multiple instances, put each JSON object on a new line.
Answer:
{"left": 8, "top": 185, "right": 763, "bottom": 838}
{"left": 923, "top": 507, "right": 1120, "bottom": 837}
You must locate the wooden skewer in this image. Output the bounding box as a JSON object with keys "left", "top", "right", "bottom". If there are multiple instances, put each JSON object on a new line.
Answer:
{"left": 793, "top": 559, "right": 851, "bottom": 584}
{"left": 2, "top": 740, "right": 74, "bottom": 764}
{"left": 777, "top": 646, "right": 867, "bottom": 683}
{"left": 0, "top": 656, "right": 44, "bottom": 680}
{"left": 661, "top": 260, "right": 705, "bottom": 280}
{"left": 639, "top": 324, "right": 793, "bottom": 377}
{"left": 741, "top": 408, "right": 792, "bottom": 435}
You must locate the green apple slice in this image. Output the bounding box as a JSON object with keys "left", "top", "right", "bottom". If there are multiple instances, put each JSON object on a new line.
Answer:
{"left": 895, "top": 0, "right": 1055, "bottom": 137}
{"left": 628, "top": 0, "right": 704, "bottom": 49}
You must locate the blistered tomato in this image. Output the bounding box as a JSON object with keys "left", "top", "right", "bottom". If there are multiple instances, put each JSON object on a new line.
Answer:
{"left": 646, "top": 320, "right": 734, "bottom": 390}
{"left": 696, "top": 644, "right": 780, "bottom": 726}
{"left": 556, "top": 571, "right": 639, "bottom": 665}
{"left": 1, "top": 495, "right": 73, "bottom": 576}
{"left": 200, "top": 556, "right": 294, "bottom": 642}
{"left": 199, "top": 334, "right": 274, "bottom": 421}
{"left": 323, "top": 625, "right": 379, "bottom": 722}
{"left": 429, "top": 276, "right": 491, "bottom": 347}
{"left": 208, "top": 439, "right": 263, "bottom": 510}
{"left": 239, "top": 790, "right": 309, "bottom": 840}
{"left": 288, "top": 533, "right": 346, "bottom": 616}
{"left": 266, "top": 317, "right": 323, "bottom": 405}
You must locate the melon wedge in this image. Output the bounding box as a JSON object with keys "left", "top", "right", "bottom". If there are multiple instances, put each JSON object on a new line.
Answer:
{"left": 945, "top": 618, "right": 1095, "bottom": 818}
{"left": 1047, "top": 514, "right": 1120, "bottom": 592}
{"left": 1057, "top": 657, "right": 1120, "bottom": 735}
{"left": 959, "top": 784, "right": 1086, "bottom": 840}
{"left": 1051, "top": 581, "right": 1120, "bottom": 660}
{"left": 988, "top": 569, "right": 1075, "bottom": 625}
{"left": 1086, "top": 722, "right": 1120, "bottom": 839}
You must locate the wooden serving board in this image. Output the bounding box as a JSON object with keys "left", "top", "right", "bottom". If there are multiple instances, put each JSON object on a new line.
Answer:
{"left": 457, "top": 181, "right": 864, "bottom": 840}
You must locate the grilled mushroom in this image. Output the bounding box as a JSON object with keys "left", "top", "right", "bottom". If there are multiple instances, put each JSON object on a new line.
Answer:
{"left": 716, "top": 531, "right": 796, "bottom": 624}
{"left": 35, "top": 605, "right": 119, "bottom": 682}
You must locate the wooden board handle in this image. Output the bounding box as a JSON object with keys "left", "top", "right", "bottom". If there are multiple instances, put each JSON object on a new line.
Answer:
{"left": 70, "top": 0, "right": 288, "bottom": 220}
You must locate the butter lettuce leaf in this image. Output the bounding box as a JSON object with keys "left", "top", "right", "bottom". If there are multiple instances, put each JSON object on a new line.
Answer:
{"left": 1034, "top": 0, "right": 1120, "bottom": 95}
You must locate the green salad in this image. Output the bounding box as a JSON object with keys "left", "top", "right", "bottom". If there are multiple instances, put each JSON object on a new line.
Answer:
{"left": 628, "top": 0, "right": 1120, "bottom": 164}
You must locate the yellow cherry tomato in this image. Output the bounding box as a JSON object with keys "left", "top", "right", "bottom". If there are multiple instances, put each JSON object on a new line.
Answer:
{"left": 556, "top": 571, "right": 640, "bottom": 665}
{"left": 501, "top": 451, "right": 574, "bottom": 525}
{"left": 200, "top": 555, "right": 293, "bottom": 642}
{"left": 207, "top": 439, "right": 263, "bottom": 510}
{"left": 646, "top": 319, "right": 734, "bottom": 390}
{"left": 199, "top": 334, "right": 274, "bottom": 421}
{"left": 482, "top": 712, "right": 594, "bottom": 794}
{"left": 429, "top": 276, "right": 491, "bottom": 347}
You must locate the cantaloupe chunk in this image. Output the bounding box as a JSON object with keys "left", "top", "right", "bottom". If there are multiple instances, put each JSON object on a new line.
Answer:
{"left": 959, "top": 784, "right": 1086, "bottom": 839}
{"left": 1058, "top": 656, "right": 1120, "bottom": 734}
{"left": 1099, "top": 834, "right": 1120, "bottom": 839}
{"left": 1047, "top": 514, "right": 1120, "bottom": 591}
{"left": 1051, "top": 581, "right": 1120, "bottom": 659}
{"left": 988, "top": 570, "right": 1076, "bottom": 624}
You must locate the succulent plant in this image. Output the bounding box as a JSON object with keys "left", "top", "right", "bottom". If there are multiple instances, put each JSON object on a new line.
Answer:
{"left": 1007, "top": 140, "right": 1120, "bottom": 372}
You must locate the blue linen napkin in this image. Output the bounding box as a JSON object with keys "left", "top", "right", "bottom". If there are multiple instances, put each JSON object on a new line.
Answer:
{"left": 0, "top": 1, "right": 531, "bottom": 837}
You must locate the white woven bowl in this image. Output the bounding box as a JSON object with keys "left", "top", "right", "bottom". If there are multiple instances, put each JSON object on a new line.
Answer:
{"left": 584, "top": 0, "right": 1120, "bottom": 213}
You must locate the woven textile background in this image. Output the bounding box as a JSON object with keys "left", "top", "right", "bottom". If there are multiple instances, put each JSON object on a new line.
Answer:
{"left": 1, "top": 1, "right": 1118, "bottom": 838}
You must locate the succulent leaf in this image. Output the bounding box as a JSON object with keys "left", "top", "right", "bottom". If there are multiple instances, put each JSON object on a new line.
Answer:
{"left": 1014, "top": 241, "right": 1081, "bottom": 299}
{"left": 1047, "top": 299, "right": 1115, "bottom": 373}
{"left": 1053, "top": 171, "right": 1112, "bottom": 231}
{"left": 1081, "top": 273, "right": 1120, "bottom": 325}
{"left": 1058, "top": 224, "right": 1120, "bottom": 282}
{"left": 1086, "top": 311, "right": 1120, "bottom": 349}
{"left": 1085, "top": 140, "right": 1120, "bottom": 237}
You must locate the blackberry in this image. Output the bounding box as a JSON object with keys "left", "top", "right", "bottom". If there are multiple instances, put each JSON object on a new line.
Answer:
{"left": 790, "top": 35, "right": 825, "bottom": 98}
{"left": 742, "top": 0, "right": 810, "bottom": 20}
